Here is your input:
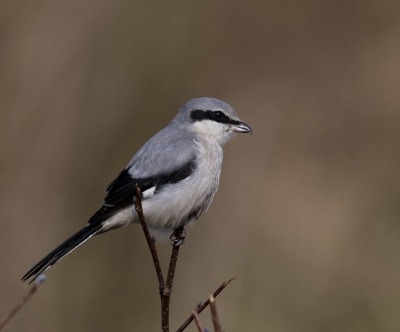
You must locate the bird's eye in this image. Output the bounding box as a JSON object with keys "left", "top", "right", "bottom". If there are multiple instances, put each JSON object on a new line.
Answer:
{"left": 214, "top": 111, "right": 223, "bottom": 120}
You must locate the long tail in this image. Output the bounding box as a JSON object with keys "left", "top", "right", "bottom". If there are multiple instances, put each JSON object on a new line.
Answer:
{"left": 21, "top": 223, "right": 102, "bottom": 283}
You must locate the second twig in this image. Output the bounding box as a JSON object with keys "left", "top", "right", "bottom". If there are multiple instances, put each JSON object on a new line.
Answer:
{"left": 135, "top": 184, "right": 164, "bottom": 289}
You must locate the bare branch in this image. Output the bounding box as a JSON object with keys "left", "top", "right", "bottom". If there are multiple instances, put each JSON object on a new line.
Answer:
{"left": 164, "top": 228, "right": 184, "bottom": 294}
{"left": 135, "top": 183, "right": 231, "bottom": 332}
{"left": 175, "top": 278, "right": 234, "bottom": 332}
{"left": 135, "top": 184, "right": 165, "bottom": 289}
{"left": 135, "top": 184, "right": 183, "bottom": 332}
{"left": 161, "top": 239, "right": 182, "bottom": 332}
{"left": 209, "top": 296, "right": 224, "bottom": 332}
{"left": 0, "top": 275, "right": 46, "bottom": 330}
{"left": 192, "top": 309, "right": 205, "bottom": 332}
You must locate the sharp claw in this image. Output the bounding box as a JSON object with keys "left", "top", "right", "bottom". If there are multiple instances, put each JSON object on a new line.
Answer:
{"left": 169, "top": 228, "right": 186, "bottom": 247}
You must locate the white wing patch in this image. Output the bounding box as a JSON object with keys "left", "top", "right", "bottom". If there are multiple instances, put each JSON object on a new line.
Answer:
{"left": 142, "top": 186, "right": 156, "bottom": 199}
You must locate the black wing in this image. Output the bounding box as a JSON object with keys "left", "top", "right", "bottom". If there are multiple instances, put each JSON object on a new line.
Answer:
{"left": 88, "top": 158, "right": 196, "bottom": 225}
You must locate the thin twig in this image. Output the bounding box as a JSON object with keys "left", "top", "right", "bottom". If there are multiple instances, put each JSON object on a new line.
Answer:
{"left": 135, "top": 184, "right": 183, "bottom": 332}
{"left": 0, "top": 275, "right": 46, "bottom": 330}
{"left": 161, "top": 239, "right": 182, "bottom": 332}
{"left": 135, "top": 184, "right": 165, "bottom": 289}
{"left": 164, "top": 229, "right": 184, "bottom": 294}
{"left": 191, "top": 310, "right": 204, "bottom": 332}
{"left": 175, "top": 278, "right": 234, "bottom": 332}
{"left": 209, "top": 296, "right": 224, "bottom": 332}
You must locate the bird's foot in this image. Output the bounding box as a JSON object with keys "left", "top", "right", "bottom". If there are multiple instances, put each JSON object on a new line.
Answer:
{"left": 169, "top": 228, "right": 186, "bottom": 247}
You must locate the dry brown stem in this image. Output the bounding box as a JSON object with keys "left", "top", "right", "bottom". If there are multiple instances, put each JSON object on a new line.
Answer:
{"left": 209, "top": 295, "right": 224, "bottom": 332}
{"left": 176, "top": 278, "right": 234, "bottom": 332}
{"left": 191, "top": 309, "right": 204, "bottom": 332}
{"left": 135, "top": 184, "right": 183, "bottom": 332}
{"left": 0, "top": 275, "right": 46, "bottom": 330}
{"left": 135, "top": 184, "right": 165, "bottom": 289}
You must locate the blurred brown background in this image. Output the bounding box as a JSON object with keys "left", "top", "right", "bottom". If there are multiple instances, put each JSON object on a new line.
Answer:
{"left": 1, "top": 0, "right": 400, "bottom": 331}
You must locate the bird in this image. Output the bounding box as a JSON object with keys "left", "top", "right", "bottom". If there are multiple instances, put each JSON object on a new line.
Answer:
{"left": 22, "top": 97, "right": 252, "bottom": 283}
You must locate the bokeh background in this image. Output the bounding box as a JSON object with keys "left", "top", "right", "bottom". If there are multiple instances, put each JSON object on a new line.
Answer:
{"left": 1, "top": 1, "right": 400, "bottom": 331}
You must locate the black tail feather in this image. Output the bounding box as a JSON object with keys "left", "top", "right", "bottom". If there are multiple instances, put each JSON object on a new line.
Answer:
{"left": 21, "top": 223, "right": 102, "bottom": 283}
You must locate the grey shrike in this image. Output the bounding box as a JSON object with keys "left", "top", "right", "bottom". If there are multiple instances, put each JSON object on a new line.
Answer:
{"left": 22, "top": 97, "right": 252, "bottom": 283}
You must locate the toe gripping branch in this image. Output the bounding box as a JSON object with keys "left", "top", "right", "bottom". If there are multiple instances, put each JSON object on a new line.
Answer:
{"left": 170, "top": 227, "right": 186, "bottom": 247}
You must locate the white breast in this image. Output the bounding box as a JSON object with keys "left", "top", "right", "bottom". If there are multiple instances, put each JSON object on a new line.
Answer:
{"left": 141, "top": 137, "right": 223, "bottom": 239}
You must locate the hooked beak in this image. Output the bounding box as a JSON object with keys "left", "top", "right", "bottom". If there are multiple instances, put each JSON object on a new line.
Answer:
{"left": 230, "top": 121, "right": 252, "bottom": 135}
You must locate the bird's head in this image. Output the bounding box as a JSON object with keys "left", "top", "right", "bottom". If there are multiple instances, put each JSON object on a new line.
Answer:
{"left": 174, "top": 97, "right": 252, "bottom": 146}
